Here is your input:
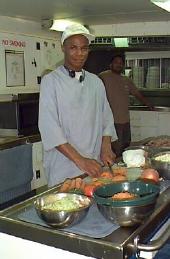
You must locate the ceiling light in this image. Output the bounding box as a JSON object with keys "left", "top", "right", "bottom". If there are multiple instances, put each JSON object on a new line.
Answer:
{"left": 50, "top": 20, "right": 78, "bottom": 31}
{"left": 150, "top": 0, "right": 170, "bottom": 12}
{"left": 114, "top": 38, "right": 129, "bottom": 47}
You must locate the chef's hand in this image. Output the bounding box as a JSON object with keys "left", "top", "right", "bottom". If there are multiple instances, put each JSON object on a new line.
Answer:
{"left": 56, "top": 143, "right": 102, "bottom": 177}
{"left": 100, "top": 148, "right": 116, "bottom": 166}
{"left": 76, "top": 157, "right": 102, "bottom": 178}
{"left": 100, "top": 136, "right": 116, "bottom": 166}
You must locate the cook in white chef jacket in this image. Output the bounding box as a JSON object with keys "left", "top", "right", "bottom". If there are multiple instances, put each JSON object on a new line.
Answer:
{"left": 39, "top": 24, "right": 117, "bottom": 187}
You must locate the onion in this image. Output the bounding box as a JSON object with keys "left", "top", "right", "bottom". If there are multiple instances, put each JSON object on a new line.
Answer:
{"left": 141, "top": 168, "right": 159, "bottom": 183}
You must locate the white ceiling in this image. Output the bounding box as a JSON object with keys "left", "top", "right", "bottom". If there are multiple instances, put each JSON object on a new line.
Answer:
{"left": 0, "top": 0, "right": 170, "bottom": 25}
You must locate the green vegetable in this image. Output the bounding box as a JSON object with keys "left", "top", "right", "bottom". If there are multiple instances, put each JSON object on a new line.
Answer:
{"left": 68, "top": 188, "right": 83, "bottom": 195}
{"left": 43, "top": 196, "right": 81, "bottom": 211}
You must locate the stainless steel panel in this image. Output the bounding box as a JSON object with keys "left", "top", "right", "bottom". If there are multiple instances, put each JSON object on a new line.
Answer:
{"left": 0, "top": 182, "right": 169, "bottom": 258}
{"left": 129, "top": 106, "right": 170, "bottom": 112}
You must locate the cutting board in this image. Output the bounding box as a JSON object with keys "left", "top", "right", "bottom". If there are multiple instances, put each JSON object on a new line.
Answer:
{"left": 84, "top": 166, "right": 142, "bottom": 184}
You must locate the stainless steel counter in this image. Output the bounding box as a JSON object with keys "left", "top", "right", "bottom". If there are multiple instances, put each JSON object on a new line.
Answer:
{"left": 0, "top": 182, "right": 169, "bottom": 259}
{"left": 0, "top": 134, "right": 41, "bottom": 150}
{"left": 129, "top": 106, "right": 170, "bottom": 112}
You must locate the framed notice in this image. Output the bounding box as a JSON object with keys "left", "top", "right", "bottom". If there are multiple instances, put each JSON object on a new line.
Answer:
{"left": 5, "top": 50, "right": 25, "bottom": 87}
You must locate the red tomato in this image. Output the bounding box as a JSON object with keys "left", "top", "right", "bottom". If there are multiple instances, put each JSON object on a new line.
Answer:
{"left": 141, "top": 168, "right": 159, "bottom": 183}
{"left": 84, "top": 185, "right": 96, "bottom": 197}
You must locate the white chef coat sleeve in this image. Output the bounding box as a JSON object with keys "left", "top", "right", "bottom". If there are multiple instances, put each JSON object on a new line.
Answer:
{"left": 39, "top": 75, "right": 67, "bottom": 151}
{"left": 100, "top": 81, "right": 118, "bottom": 142}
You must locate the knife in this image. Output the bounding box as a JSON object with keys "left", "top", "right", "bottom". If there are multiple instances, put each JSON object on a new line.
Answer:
{"left": 108, "top": 163, "right": 115, "bottom": 176}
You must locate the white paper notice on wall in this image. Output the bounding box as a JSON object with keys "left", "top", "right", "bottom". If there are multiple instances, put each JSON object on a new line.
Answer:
{"left": 5, "top": 50, "right": 25, "bottom": 87}
{"left": 41, "top": 40, "right": 64, "bottom": 73}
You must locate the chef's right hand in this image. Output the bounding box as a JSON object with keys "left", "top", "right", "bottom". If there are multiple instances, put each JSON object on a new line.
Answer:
{"left": 77, "top": 157, "right": 102, "bottom": 178}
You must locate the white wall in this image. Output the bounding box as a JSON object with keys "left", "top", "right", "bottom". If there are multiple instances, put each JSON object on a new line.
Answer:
{"left": 91, "top": 21, "right": 170, "bottom": 36}
{"left": 0, "top": 16, "right": 64, "bottom": 94}
{"left": 0, "top": 16, "right": 170, "bottom": 94}
{"left": 1, "top": 15, "right": 170, "bottom": 40}
{"left": 0, "top": 15, "right": 60, "bottom": 39}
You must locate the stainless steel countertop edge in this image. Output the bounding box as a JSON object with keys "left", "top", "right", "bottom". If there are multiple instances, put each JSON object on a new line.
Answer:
{"left": 0, "top": 134, "right": 41, "bottom": 150}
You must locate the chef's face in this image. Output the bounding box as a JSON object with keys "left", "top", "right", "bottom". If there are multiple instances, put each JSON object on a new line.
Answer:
{"left": 62, "top": 35, "right": 89, "bottom": 71}
{"left": 110, "top": 57, "right": 124, "bottom": 74}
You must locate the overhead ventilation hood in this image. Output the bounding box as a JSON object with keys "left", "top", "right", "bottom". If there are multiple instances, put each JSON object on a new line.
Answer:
{"left": 90, "top": 36, "right": 170, "bottom": 50}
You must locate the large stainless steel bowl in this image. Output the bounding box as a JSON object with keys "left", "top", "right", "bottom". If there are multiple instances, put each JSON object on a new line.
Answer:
{"left": 94, "top": 181, "right": 160, "bottom": 227}
{"left": 34, "top": 193, "right": 92, "bottom": 228}
{"left": 97, "top": 202, "right": 156, "bottom": 227}
{"left": 151, "top": 151, "right": 170, "bottom": 180}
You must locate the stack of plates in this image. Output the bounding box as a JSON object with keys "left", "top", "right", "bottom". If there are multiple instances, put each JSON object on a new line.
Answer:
{"left": 165, "top": 66, "right": 170, "bottom": 81}
{"left": 132, "top": 66, "right": 144, "bottom": 88}
{"left": 146, "top": 66, "right": 160, "bottom": 89}
{"left": 161, "top": 67, "right": 170, "bottom": 89}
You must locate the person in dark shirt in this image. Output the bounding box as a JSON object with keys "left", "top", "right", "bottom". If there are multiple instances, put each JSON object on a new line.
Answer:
{"left": 99, "top": 54, "right": 154, "bottom": 156}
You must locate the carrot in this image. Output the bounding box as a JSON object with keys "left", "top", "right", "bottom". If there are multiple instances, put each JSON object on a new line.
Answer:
{"left": 75, "top": 178, "right": 82, "bottom": 189}
{"left": 59, "top": 179, "right": 71, "bottom": 192}
{"left": 69, "top": 179, "right": 76, "bottom": 190}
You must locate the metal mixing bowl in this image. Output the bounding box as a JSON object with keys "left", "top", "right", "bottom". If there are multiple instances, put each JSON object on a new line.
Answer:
{"left": 94, "top": 181, "right": 160, "bottom": 227}
{"left": 97, "top": 202, "right": 156, "bottom": 227}
{"left": 34, "top": 193, "right": 92, "bottom": 228}
{"left": 151, "top": 151, "right": 170, "bottom": 180}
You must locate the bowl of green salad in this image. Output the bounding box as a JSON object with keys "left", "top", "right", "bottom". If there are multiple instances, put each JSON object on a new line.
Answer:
{"left": 34, "top": 193, "right": 92, "bottom": 228}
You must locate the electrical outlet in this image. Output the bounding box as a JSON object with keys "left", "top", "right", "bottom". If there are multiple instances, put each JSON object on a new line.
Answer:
{"left": 36, "top": 170, "right": 41, "bottom": 179}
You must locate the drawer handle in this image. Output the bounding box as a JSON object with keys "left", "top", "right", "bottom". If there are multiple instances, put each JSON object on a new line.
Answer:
{"left": 134, "top": 225, "right": 170, "bottom": 252}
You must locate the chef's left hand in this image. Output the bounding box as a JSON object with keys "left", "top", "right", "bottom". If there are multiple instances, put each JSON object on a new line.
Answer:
{"left": 100, "top": 146, "right": 116, "bottom": 166}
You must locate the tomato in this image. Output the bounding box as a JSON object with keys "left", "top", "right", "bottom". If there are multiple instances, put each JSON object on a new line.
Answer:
{"left": 84, "top": 185, "right": 96, "bottom": 197}
{"left": 141, "top": 168, "right": 159, "bottom": 183}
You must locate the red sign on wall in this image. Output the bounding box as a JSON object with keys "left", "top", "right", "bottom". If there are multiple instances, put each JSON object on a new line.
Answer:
{"left": 2, "top": 39, "right": 26, "bottom": 47}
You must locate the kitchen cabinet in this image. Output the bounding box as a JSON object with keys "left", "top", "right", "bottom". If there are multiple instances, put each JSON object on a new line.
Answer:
{"left": 130, "top": 110, "right": 158, "bottom": 141}
{"left": 0, "top": 143, "right": 33, "bottom": 204}
{"left": 157, "top": 112, "right": 170, "bottom": 135}
{"left": 130, "top": 110, "right": 170, "bottom": 141}
{"left": 0, "top": 136, "right": 46, "bottom": 196}
{"left": 31, "top": 141, "right": 47, "bottom": 190}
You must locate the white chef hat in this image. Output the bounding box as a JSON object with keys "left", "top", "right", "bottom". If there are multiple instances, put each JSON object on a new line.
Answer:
{"left": 61, "top": 24, "right": 95, "bottom": 45}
